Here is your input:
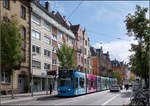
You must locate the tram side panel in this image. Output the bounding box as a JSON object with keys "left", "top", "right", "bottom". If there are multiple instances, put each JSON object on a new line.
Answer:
{"left": 87, "top": 74, "right": 97, "bottom": 93}
{"left": 96, "top": 76, "right": 101, "bottom": 92}
{"left": 73, "top": 72, "right": 86, "bottom": 96}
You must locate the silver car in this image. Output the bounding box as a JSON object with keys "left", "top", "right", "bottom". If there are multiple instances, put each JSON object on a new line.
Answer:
{"left": 110, "top": 84, "right": 120, "bottom": 92}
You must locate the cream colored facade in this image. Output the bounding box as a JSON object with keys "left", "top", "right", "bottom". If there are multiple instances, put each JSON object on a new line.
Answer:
{"left": 31, "top": 2, "right": 75, "bottom": 91}
{"left": 1, "top": 0, "right": 30, "bottom": 94}
{"left": 31, "top": 15, "right": 52, "bottom": 76}
{"left": 83, "top": 29, "right": 92, "bottom": 74}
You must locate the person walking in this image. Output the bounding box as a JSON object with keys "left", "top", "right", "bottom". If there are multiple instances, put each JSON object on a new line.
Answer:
{"left": 49, "top": 84, "right": 53, "bottom": 95}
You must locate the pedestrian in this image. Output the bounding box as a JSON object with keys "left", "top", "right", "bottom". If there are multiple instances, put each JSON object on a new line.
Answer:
{"left": 126, "top": 84, "right": 129, "bottom": 90}
{"left": 49, "top": 84, "right": 53, "bottom": 95}
{"left": 125, "top": 84, "right": 127, "bottom": 91}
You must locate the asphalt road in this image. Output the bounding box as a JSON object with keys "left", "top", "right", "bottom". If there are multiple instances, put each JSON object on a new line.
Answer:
{"left": 4, "top": 89, "right": 132, "bottom": 105}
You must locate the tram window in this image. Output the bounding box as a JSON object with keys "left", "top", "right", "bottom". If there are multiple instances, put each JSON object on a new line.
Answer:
{"left": 91, "top": 81, "right": 93, "bottom": 87}
{"left": 80, "top": 78, "right": 84, "bottom": 88}
{"left": 74, "top": 78, "right": 78, "bottom": 88}
{"left": 59, "top": 78, "right": 72, "bottom": 87}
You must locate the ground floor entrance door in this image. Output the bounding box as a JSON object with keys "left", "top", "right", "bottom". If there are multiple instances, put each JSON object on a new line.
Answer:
{"left": 18, "top": 76, "right": 24, "bottom": 93}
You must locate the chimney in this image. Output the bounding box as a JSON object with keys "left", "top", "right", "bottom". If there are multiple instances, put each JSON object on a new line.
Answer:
{"left": 45, "top": 1, "right": 50, "bottom": 11}
{"left": 52, "top": 11, "right": 55, "bottom": 15}
{"left": 63, "top": 16, "right": 66, "bottom": 21}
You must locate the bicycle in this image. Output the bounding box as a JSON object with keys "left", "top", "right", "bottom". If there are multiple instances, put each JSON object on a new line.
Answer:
{"left": 129, "top": 88, "right": 149, "bottom": 106}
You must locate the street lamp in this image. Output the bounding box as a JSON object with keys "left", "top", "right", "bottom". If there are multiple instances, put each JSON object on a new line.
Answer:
{"left": 31, "top": 53, "right": 36, "bottom": 96}
{"left": 46, "top": 69, "right": 48, "bottom": 95}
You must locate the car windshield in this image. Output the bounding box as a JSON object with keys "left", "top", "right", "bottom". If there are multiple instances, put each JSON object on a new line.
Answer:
{"left": 111, "top": 85, "right": 119, "bottom": 87}
{"left": 59, "top": 78, "right": 72, "bottom": 87}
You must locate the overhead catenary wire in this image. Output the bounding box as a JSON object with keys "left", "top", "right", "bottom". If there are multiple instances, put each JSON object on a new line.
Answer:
{"left": 66, "top": 0, "right": 84, "bottom": 20}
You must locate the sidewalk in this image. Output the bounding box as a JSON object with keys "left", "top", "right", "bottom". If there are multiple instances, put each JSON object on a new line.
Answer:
{"left": 1, "top": 91, "right": 57, "bottom": 104}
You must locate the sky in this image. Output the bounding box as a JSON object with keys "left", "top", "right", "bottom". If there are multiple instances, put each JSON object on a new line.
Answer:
{"left": 45, "top": 0, "right": 149, "bottom": 63}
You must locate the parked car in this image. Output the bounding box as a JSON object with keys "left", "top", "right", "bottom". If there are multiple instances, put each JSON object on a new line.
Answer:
{"left": 110, "top": 84, "right": 120, "bottom": 92}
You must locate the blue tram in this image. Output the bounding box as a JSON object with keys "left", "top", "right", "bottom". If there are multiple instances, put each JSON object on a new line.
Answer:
{"left": 58, "top": 70, "right": 86, "bottom": 96}
{"left": 58, "top": 69, "right": 116, "bottom": 96}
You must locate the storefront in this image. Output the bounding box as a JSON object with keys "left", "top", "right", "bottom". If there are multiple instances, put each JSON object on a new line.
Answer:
{"left": 32, "top": 75, "right": 52, "bottom": 92}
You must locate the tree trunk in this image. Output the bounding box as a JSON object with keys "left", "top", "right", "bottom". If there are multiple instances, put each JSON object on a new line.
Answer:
{"left": 11, "top": 71, "right": 14, "bottom": 99}
{"left": 144, "top": 78, "right": 149, "bottom": 89}
{"left": 0, "top": 70, "right": 1, "bottom": 105}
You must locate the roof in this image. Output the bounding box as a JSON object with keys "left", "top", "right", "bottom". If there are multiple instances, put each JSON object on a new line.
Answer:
{"left": 33, "top": 1, "right": 69, "bottom": 30}
{"left": 70, "top": 24, "right": 80, "bottom": 34}
{"left": 90, "top": 46, "right": 97, "bottom": 56}
{"left": 111, "top": 60, "right": 124, "bottom": 67}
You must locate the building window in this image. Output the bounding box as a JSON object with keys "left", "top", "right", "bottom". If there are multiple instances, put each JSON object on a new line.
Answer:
{"left": 84, "top": 48, "right": 86, "bottom": 55}
{"left": 21, "top": 40, "right": 26, "bottom": 50}
{"left": 52, "top": 34, "right": 57, "bottom": 41}
{"left": 1, "top": 71, "right": 10, "bottom": 83}
{"left": 32, "top": 60, "right": 41, "bottom": 69}
{"left": 85, "top": 40, "right": 87, "bottom": 46}
{"left": 68, "top": 37, "right": 73, "bottom": 45}
{"left": 20, "top": 27, "right": 26, "bottom": 40}
{"left": 58, "top": 31, "right": 62, "bottom": 39}
{"left": 44, "top": 49, "right": 50, "bottom": 57}
{"left": 32, "top": 29, "right": 40, "bottom": 39}
{"left": 21, "top": 5, "right": 26, "bottom": 19}
{"left": 31, "top": 13, "right": 41, "bottom": 25}
{"left": 3, "top": 0, "right": 9, "bottom": 9}
{"left": 13, "top": 0, "right": 16, "bottom": 3}
{"left": 21, "top": 49, "right": 26, "bottom": 62}
{"left": 84, "top": 59, "right": 86, "bottom": 64}
{"left": 52, "top": 59, "right": 57, "bottom": 65}
{"left": 44, "top": 36, "right": 50, "bottom": 44}
{"left": 44, "top": 63, "right": 50, "bottom": 70}
{"left": 43, "top": 21, "right": 51, "bottom": 31}
{"left": 32, "top": 45, "right": 40, "bottom": 54}
{"left": 52, "top": 46, "right": 57, "bottom": 53}
{"left": 78, "top": 54, "right": 80, "bottom": 62}
{"left": 58, "top": 43, "right": 62, "bottom": 48}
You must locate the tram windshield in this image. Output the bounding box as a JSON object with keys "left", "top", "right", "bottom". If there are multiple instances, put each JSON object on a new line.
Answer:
{"left": 59, "top": 78, "right": 72, "bottom": 87}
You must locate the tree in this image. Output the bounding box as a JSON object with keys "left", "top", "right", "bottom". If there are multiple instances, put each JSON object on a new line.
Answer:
{"left": 111, "top": 71, "right": 122, "bottom": 83}
{"left": 129, "top": 76, "right": 135, "bottom": 83}
{"left": 56, "top": 43, "right": 75, "bottom": 70}
{"left": 1, "top": 17, "right": 23, "bottom": 98}
{"left": 125, "top": 5, "right": 149, "bottom": 88}
{"left": 1, "top": 17, "right": 23, "bottom": 71}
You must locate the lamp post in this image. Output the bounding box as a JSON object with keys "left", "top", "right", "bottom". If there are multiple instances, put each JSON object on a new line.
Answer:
{"left": 46, "top": 69, "right": 48, "bottom": 95}
{"left": 31, "top": 53, "right": 36, "bottom": 96}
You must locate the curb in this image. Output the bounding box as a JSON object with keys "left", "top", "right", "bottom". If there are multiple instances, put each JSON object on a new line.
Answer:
{"left": 1, "top": 94, "right": 57, "bottom": 104}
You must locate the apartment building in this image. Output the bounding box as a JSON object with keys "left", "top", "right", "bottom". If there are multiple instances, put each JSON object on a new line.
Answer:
{"left": 96, "top": 47, "right": 112, "bottom": 77}
{"left": 70, "top": 24, "right": 84, "bottom": 72}
{"left": 83, "top": 29, "right": 92, "bottom": 74}
{"left": 90, "top": 46, "right": 112, "bottom": 77}
{"left": 1, "top": 0, "right": 30, "bottom": 94}
{"left": 30, "top": 1, "right": 75, "bottom": 91}
{"left": 111, "top": 59, "right": 125, "bottom": 84}
{"left": 90, "top": 47, "right": 99, "bottom": 75}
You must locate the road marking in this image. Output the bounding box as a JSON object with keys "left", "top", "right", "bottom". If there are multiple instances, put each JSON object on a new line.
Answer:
{"left": 102, "top": 94, "right": 120, "bottom": 105}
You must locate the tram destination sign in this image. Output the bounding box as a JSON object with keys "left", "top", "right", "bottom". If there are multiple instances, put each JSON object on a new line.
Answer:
{"left": 59, "top": 70, "right": 73, "bottom": 78}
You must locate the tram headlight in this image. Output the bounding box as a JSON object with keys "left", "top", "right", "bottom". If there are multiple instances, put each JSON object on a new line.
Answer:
{"left": 68, "top": 89, "right": 71, "bottom": 91}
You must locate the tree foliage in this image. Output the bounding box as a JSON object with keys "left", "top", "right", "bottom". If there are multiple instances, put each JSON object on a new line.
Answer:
{"left": 1, "top": 17, "right": 23, "bottom": 71}
{"left": 112, "top": 71, "right": 122, "bottom": 83}
{"left": 125, "top": 5, "right": 149, "bottom": 83}
{"left": 129, "top": 75, "right": 135, "bottom": 83}
{"left": 56, "top": 43, "right": 75, "bottom": 70}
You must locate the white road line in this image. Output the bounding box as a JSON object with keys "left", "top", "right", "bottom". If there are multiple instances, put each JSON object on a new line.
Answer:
{"left": 102, "top": 94, "right": 120, "bottom": 105}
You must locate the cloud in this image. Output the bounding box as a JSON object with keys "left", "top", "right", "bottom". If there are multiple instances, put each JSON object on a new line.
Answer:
{"left": 93, "top": 38, "right": 137, "bottom": 63}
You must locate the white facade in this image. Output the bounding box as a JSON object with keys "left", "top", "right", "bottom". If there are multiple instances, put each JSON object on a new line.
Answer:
{"left": 30, "top": 2, "right": 75, "bottom": 91}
